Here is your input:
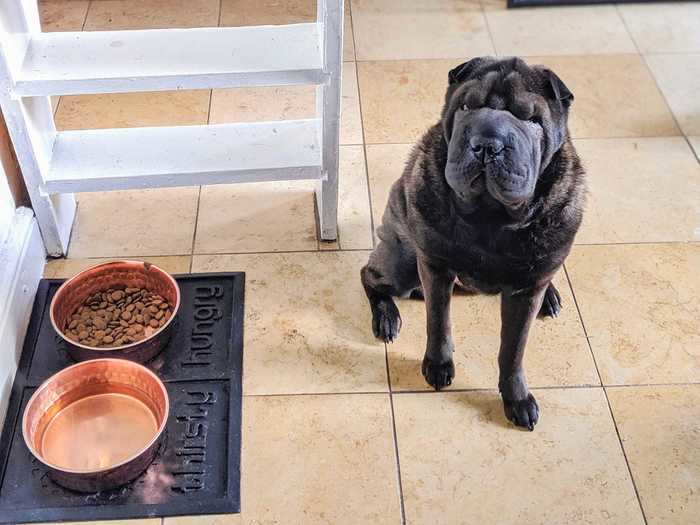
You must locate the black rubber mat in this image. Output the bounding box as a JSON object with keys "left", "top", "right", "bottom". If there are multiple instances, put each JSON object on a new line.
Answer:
{"left": 0, "top": 273, "right": 244, "bottom": 524}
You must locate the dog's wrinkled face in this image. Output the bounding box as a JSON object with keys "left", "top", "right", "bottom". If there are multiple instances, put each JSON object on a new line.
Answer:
{"left": 442, "top": 57, "right": 573, "bottom": 212}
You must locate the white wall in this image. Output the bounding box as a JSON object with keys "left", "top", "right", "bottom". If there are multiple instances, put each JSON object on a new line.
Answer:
{"left": 0, "top": 161, "right": 45, "bottom": 426}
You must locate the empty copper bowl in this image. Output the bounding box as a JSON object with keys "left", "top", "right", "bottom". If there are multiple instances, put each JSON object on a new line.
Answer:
{"left": 50, "top": 260, "right": 180, "bottom": 363}
{"left": 22, "top": 358, "right": 169, "bottom": 492}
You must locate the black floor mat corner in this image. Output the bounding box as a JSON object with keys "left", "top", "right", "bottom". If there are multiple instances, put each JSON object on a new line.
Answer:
{"left": 0, "top": 273, "right": 244, "bottom": 524}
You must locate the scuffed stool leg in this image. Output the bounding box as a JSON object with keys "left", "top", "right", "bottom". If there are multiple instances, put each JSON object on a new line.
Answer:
{"left": 316, "top": 176, "right": 338, "bottom": 241}
{"left": 315, "top": 0, "right": 343, "bottom": 242}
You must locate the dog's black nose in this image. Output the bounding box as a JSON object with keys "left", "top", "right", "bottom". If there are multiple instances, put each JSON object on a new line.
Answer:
{"left": 469, "top": 136, "right": 504, "bottom": 163}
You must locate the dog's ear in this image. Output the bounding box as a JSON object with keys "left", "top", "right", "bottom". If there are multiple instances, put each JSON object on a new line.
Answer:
{"left": 544, "top": 69, "right": 574, "bottom": 108}
{"left": 448, "top": 57, "right": 488, "bottom": 85}
{"left": 443, "top": 58, "right": 491, "bottom": 143}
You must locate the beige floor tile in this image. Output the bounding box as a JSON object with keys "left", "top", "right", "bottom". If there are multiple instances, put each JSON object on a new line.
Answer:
{"left": 195, "top": 144, "right": 370, "bottom": 254}
{"left": 192, "top": 251, "right": 388, "bottom": 394}
{"left": 55, "top": 91, "right": 211, "bottom": 130}
{"left": 319, "top": 145, "right": 374, "bottom": 250}
{"left": 358, "top": 60, "right": 452, "bottom": 144}
{"left": 484, "top": 3, "right": 635, "bottom": 56}
{"left": 84, "top": 0, "right": 220, "bottom": 30}
{"left": 44, "top": 256, "right": 191, "bottom": 278}
{"left": 393, "top": 389, "right": 644, "bottom": 525}
{"left": 689, "top": 136, "right": 700, "bottom": 159}
{"left": 39, "top": 0, "right": 89, "bottom": 31}
{"left": 242, "top": 394, "right": 400, "bottom": 524}
{"left": 68, "top": 188, "right": 200, "bottom": 258}
{"left": 351, "top": 0, "right": 493, "bottom": 61}
{"left": 387, "top": 274, "right": 599, "bottom": 391}
{"left": 531, "top": 55, "right": 679, "bottom": 139}
{"left": 343, "top": 11, "right": 355, "bottom": 61}
{"left": 194, "top": 180, "right": 318, "bottom": 254}
{"left": 646, "top": 53, "right": 700, "bottom": 136}
{"left": 220, "top": 0, "right": 315, "bottom": 26}
{"left": 618, "top": 3, "right": 700, "bottom": 54}
{"left": 220, "top": 0, "right": 355, "bottom": 61}
{"left": 359, "top": 55, "right": 680, "bottom": 143}
{"left": 339, "top": 61, "right": 364, "bottom": 145}
{"left": 567, "top": 244, "right": 700, "bottom": 385}
{"left": 608, "top": 385, "right": 700, "bottom": 525}
{"left": 335, "top": 145, "right": 373, "bottom": 250}
{"left": 164, "top": 515, "right": 240, "bottom": 525}
{"left": 209, "top": 62, "right": 362, "bottom": 145}
{"left": 210, "top": 85, "right": 315, "bottom": 124}
{"left": 366, "top": 143, "right": 414, "bottom": 229}
{"left": 574, "top": 137, "right": 700, "bottom": 244}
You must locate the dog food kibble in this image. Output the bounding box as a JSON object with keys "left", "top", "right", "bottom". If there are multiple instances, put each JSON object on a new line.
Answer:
{"left": 64, "top": 286, "right": 173, "bottom": 347}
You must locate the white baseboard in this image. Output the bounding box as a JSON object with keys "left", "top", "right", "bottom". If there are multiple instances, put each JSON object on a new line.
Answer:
{"left": 0, "top": 207, "right": 45, "bottom": 427}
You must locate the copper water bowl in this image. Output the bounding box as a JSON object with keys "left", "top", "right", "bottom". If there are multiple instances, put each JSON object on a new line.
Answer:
{"left": 50, "top": 260, "right": 180, "bottom": 363}
{"left": 22, "top": 358, "right": 169, "bottom": 492}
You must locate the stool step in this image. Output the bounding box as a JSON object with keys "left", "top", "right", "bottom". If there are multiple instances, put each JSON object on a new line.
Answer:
{"left": 43, "top": 119, "right": 323, "bottom": 193}
{"left": 14, "top": 24, "right": 325, "bottom": 96}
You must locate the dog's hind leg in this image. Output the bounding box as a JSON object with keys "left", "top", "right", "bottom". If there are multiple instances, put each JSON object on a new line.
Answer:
{"left": 361, "top": 235, "right": 419, "bottom": 343}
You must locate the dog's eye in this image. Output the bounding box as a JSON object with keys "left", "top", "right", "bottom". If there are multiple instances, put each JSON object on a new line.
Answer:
{"left": 528, "top": 116, "right": 543, "bottom": 126}
{"left": 461, "top": 103, "right": 469, "bottom": 111}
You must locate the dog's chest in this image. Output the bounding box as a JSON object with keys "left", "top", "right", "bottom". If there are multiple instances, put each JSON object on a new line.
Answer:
{"left": 427, "top": 221, "right": 558, "bottom": 289}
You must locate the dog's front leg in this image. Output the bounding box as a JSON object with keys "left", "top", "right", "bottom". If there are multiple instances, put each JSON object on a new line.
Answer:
{"left": 498, "top": 283, "right": 548, "bottom": 430}
{"left": 418, "top": 258, "right": 456, "bottom": 390}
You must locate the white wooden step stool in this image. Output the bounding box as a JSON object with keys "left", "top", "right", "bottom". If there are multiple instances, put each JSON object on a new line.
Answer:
{"left": 0, "top": 0, "right": 343, "bottom": 256}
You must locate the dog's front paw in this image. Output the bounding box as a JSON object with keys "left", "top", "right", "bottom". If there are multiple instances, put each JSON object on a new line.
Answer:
{"left": 421, "top": 356, "right": 455, "bottom": 390}
{"left": 538, "top": 283, "right": 562, "bottom": 319}
{"left": 371, "top": 299, "right": 402, "bottom": 343}
{"left": 502, "top": 393, "right": 539, "bottom": 431}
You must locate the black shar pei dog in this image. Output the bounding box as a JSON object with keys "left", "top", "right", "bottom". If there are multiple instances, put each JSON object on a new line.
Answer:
{"left": 361, "top": 57, "right": 586, "bottom": 430}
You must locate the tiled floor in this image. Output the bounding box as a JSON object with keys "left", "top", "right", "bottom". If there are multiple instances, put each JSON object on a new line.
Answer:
{"left": 35, "top": 0, "right": 699, "bottom": 524}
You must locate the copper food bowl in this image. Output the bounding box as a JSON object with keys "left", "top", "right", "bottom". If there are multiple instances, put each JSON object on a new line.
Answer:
{"left": 22, "top": 358, "right": 169, "bottom": 493}
{"left": 50, "top": 260, "right": 180, "bottom": 363}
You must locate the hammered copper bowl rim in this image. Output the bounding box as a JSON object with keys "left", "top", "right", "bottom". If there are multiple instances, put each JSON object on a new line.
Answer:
{"left": 22, "top": 358, "right": 169, "bottom": 475}
{"left": 49, "top": 260, "right": 181, "bottom": 354}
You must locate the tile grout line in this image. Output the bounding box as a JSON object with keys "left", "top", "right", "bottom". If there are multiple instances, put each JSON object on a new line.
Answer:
{"left": 604, "top": 381, "right": 700, "bottom": 389}
{"left": 52, "top": 95, "right": 63, "bottom": 118}
{"left": 197, "top": 0, "right": 222, "bottom": 272}
{"left": 384, "top": 341, "right": 407, "bottom": 525}
{"left": 563, "top": 265, "right": 649, "bottom": 525}
{"left": 575, "top": 240, "right": 700, "bottom": 247}
{"left": 478, "top": 0, "right": 499, "bottom": 57}
{"left": 613, "top": 4, "right": 641, "bottom": 56}
{"left": 239, "top": 380, "right": 700, "bottom": 398}
{"left": 687, "top": 136, "right": 700, "bottom": 165}
{"left": 640, "top": 51, "right": 699, "bottom": 163}
{"left": 58, "top": 247, "right": 374, "bottom": 263}
{"left": 643, "top": 50, "right": 700, "bottom": 56}
{"left": 364, "top": 135, "right": 690, "bottom": 146}
{"left": 348, "top": 2, "right": 377, "bottom": 250}
{"left": 351, "top": 5, "right": 404, "bottom": 515}
{"left": 636, "top": 51, "right": 686, "bottom": 141}
{"left": 60, "top": 239, "right": 700, "bottom": 264}
{"left": 610, "top": 8, "right": 697, "bottom": 163}
{"left": 187, "top": 88, "right": 217, "bottom": 272}
{"left": 81, "top": 0, "right": 92, "bottom": 31}
{"left": 189, "top": 189, "right": 202, "bottom": 273}
{"left": 352, "top": 52, "right": 652, "bottom": 65}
